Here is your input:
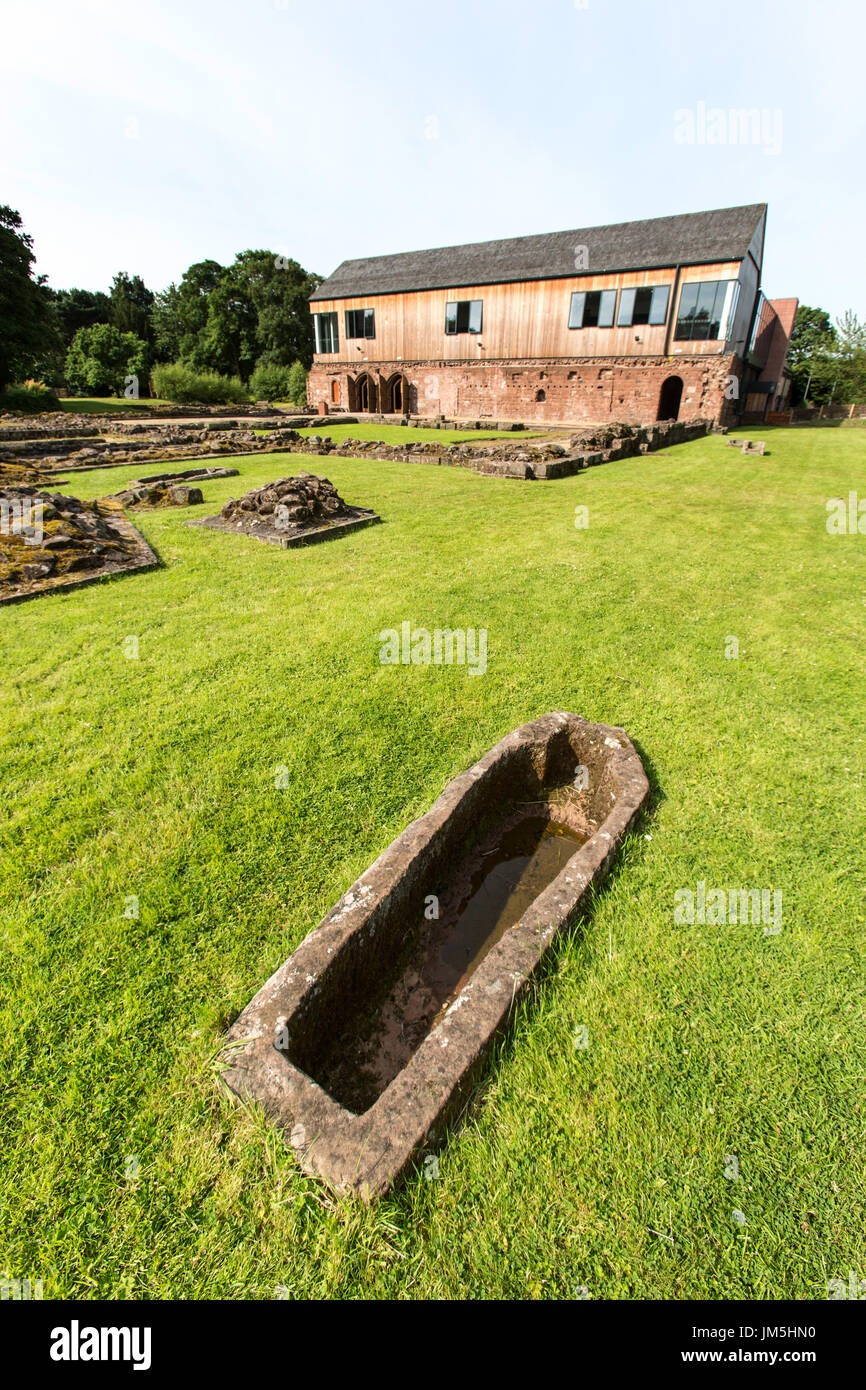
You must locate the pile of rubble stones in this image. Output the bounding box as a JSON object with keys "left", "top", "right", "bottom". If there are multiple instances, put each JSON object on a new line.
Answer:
{"left": 109, "top": 467, "right": 238, "bottom": 508}
{"left": 220, "top": 474, "right": 349, "bottom": 532}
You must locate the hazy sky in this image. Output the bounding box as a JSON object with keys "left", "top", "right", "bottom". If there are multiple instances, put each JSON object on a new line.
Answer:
{"left": 2, "top": 0, "right": 863, "bottom": 319}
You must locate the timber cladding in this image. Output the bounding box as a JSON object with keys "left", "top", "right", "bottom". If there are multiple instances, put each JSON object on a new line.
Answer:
{"left": 310, "top": 263, "right": 743, "bottom": 364}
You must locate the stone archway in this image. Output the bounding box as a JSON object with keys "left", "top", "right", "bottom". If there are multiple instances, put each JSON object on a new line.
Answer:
{"left": 385, "top": 373, "right": 405, "bottom": 414}
{"left": 657, "top": 375, "right": 684, "bottom": 421}
{"left": 350, "top": 372, "right": 377, "bottom": 412}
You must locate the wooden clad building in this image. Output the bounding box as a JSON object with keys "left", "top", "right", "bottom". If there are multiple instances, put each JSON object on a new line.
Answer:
{"left": 306, "top": 204, "right": 794, "bottom": 426}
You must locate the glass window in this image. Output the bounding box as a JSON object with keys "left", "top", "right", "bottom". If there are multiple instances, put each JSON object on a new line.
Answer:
{"left": 569, "top": 289, "right": 616, "bottom": 328}
{"left": 345, "top": 308, "right": 375, "bottom": 339}
{"left": 314, "top": 312, "right": 339, "bottom": 354}
{"left": 445, "top": 300, "right": 483, "bottom": 334}
{"left": 674, "top": 281, "right": 732, "bottom": 341}
{"left": 617, "top": 285, "right": 670, "bottom": 327}
{"left": 648, "top": 286, "right": 669, "bottom": 325}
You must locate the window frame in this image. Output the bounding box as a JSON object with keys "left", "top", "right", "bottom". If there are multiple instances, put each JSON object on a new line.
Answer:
{"left": 616, "top": 285, "right": 670, "bottom": 328}
{"left": 445, "top": 299, "right": 483, "bottom": 335}
{"left": 568, "top": 288, "right": 617, "bottom": 329}
{"left": 674, "top": 280, "right": 734, "bottom": 342}
{"left": 345, "top": 307, "right": 376, "bottom": 340}
{"left": 313, "top": 311, "right": 339, "bottom": 354}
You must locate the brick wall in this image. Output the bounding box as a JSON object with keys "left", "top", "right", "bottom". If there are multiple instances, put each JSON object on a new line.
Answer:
{"left": 307, "top": 354, "right": 741, "bottom": 426}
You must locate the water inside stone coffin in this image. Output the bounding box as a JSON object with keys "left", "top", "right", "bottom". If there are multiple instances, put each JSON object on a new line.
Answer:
{"left": 310, "top": 815, "right": 585, "bottom": 1113}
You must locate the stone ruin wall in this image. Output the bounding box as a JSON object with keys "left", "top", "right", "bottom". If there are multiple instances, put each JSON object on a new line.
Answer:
{"left": 308, "top": 354, "right": 742, "bottom": 427}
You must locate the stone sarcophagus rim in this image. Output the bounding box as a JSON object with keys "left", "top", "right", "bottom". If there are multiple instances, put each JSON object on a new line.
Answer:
{"left": 222, "top": 712, "right": 650, "bottom": 1199}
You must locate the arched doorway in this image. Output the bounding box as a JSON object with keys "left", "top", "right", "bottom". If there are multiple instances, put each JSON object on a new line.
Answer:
{"left": 386, "top": 374, "right": 403, "bottom": 413}
{"left": 356, "top": 373, "right": 375, "bottom": 412}
{"left": 657, "top": 376, "right": 684, "bottom": 421}
{"left": 330, "top": 379, "right": 340, "bottom": 405}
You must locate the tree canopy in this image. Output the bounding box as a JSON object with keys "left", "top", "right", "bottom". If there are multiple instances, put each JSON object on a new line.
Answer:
{"left": 65, "top": 323, "right": 148, "bottom": 397}
{"left": 0, "top": 205, "right": 59, "bottom": 392}
{"left": 786, "top": 305, "right": 866, "bottom": 404}
{"left": 0, "top": 204, "right": 321, "bottom": 398}
{"left": 155, "top": 251, "right": 321, "bottom": 378}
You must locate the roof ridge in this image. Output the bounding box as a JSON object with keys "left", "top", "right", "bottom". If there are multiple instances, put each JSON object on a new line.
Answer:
{"left": 310, "top": 204, "right": 767, "bottom": 301}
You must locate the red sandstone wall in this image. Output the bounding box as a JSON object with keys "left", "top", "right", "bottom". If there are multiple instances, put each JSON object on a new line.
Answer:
{"left": 307, "top": 355, "right": 741, "bottom": 426}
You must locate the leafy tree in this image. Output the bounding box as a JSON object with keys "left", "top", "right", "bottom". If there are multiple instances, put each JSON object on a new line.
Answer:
{"left": 110, "top": 272, "right": 155, "bottom": 349}
{"left": 49, "top": 287, "right": 112, "bottom": 345}
{"left": 786, "top": 306, "right": 836, "bottom": 367}
{"left": 65, "top": 323, "right": 148, "bottom": 397}
{"left": 200, "top": 262, "right": 260, "bottom": 379}
{"left": 0, "top": 205, "right": 58, "bottom": 392}
{"left": 152, "top": 260, "right": 224, "bottom": 367}
{"left": 150, "top": 251, "right": 320, "bottom": 381}
{"left": 786, "top": 306, "right": 838, "bottom": 404}
{"left": 235, "top": 250, "right": 321, "bottom": 371}
{"left": 786, "top": 305, "right": 866, "bottom": 404}
{"left": 832, "top": 311, "right": 866, "bottom": 403}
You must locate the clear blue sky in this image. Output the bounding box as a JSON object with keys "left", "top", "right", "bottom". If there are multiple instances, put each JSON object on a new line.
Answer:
{"left": 2, "top": 0, "right": 863, "bottom": 320}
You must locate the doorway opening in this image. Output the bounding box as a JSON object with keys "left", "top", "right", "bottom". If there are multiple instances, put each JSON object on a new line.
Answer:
{"left": 387, "top": 374, "right": 403, "bottom": 413}
{"left": 657, "top": 375, "right": 684, "bottom": 421}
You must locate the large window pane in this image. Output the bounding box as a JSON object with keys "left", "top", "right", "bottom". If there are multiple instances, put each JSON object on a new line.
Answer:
{"left": 345, "top": 308, "right": 375, "bottom": 339}
{"left": 569, "top": 292, "right": 586, "bottom": 329}
{"left": 445, "top": 299, "right": 483, "bottom": 334}
{"left": 617, "top": 285, "right": 670, "bottom": 328}
{"left": 571, "top": 289, "right": 618, "bottom": 329}
{"left": 598, "top": 289, "right": 616, "bottom": 327}
{"left": 649, "top": 286, "right": 669, "bottom": 325}
{"left": 617, "top": 288, "right": 636, "bottom": 326}
{"left": 314, "top": 312, "right": 339, "bottom": 353}
{"left": 674, "top": 280, "right": 732, "bottom": 341}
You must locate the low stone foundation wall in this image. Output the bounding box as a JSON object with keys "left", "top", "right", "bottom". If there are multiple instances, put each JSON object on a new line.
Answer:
{"left": 289, "top": 417, "right": 712, "bottom": 480}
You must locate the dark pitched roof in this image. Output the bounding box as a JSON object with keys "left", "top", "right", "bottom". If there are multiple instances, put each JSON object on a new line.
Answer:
{"left": 310, "top": 203, "right": 767, "bottom": 301}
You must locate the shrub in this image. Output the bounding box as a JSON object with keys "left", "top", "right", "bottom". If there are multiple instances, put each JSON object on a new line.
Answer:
{"left": 287, "top": 361, "right": 308, "bottom": 407}
{"left": 0, "top": 384, "right": 62, "bottom": 414}
{"left": 149, "top": 362, "right": 249, "bottom": 405}
{"left": 248, "top": 363, "right": 291, "bottom": 401}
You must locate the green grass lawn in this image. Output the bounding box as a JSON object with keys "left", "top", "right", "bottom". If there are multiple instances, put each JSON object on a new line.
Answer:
{"left": 58, "top": 397, "right": 175, "bottom": 414}
{"left": 1, "top": 428, "right": 864, "bottom": 1300}
{"left": 270, "top": 422, "right": 545, "bottom": 445}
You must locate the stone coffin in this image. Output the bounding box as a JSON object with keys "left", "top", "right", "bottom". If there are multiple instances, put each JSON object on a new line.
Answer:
{"left": 222, "top": 712, "right": 649, "bottom": 1198}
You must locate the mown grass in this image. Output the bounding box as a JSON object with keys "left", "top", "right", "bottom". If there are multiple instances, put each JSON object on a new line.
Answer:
{"left": 263, "top": 422, "right": 544, "bottom": 445}
{"left": 1, "top": 427, "right": 864, "bottom": 1300}
{"left": 58, "top": 397, "right": 175, "bottom": 414}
